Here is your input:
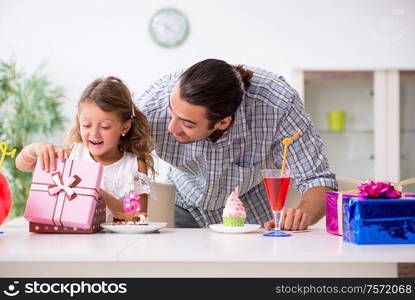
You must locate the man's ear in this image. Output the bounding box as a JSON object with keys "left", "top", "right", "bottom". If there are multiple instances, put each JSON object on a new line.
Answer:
{"left": 122, "top": 119, "right": 132, "bottom": 135}
{"left": 215, "top": 116, "right": 232, "bottom": 131}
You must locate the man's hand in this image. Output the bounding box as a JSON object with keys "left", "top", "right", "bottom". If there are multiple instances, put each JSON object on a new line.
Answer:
{"left": 264, "top": 207, "right": 310, "bottom": 231}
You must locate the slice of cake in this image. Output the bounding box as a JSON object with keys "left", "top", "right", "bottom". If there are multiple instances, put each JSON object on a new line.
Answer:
{"left": 222, "top": 186, "right": 246, "bottom": 227}
{"left": 111, "top": 191, "right": 149, "bottom": 225}
{"left": 112, "top": 212, "right": 148, "bottom": 225}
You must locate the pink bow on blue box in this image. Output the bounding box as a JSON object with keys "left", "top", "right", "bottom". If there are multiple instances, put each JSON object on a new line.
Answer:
{"left": 341, "top": 180, "right": 415, "bottom": 245}
{"left": 358, "top": 181, "right": 402, "bottom": 198}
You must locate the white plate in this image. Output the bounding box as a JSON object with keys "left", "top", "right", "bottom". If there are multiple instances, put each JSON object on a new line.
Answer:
{"left": 101, "top": 222, "right": 167, "bottom": 234}
{"left": 209, "top": 223, "right": 261, "bottom": 234}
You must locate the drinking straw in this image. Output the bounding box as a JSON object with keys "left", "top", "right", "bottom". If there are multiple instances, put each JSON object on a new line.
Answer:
{"left": 0, "top": 142, "right": 16, "bottom": 170}
{"left": 280, "top": 130, "right": 302, "bottom": 177}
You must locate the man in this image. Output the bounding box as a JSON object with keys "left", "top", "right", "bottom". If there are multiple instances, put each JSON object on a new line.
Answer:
{"left": 137, "top": 58, "right": 337, "bottom": 230}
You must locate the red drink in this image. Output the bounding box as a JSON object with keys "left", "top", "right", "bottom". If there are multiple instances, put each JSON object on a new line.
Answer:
{"left": 263, "top": 177, "right": 291, "bottom": 211}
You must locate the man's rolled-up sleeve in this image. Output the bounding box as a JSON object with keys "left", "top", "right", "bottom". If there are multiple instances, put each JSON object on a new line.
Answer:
{"left": 275, "top": 91, "right": 338, "bottom": 194}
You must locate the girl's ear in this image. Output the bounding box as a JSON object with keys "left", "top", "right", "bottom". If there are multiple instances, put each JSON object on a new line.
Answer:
{"left": 122, "top": 119, "right": 132, "bottom": 135}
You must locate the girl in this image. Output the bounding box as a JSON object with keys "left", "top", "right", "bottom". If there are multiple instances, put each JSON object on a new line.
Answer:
{"left": 16, "top": 76, "right": 155, "bottom": 221}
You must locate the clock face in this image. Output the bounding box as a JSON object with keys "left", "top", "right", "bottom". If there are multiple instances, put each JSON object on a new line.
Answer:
{"left": 149, "top": 8, "right": 189, "bottom": 48}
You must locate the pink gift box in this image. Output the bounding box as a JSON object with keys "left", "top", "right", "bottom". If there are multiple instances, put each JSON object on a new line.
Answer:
{"left": 24, "top": 159, "right": 104, "bottom": 230}
{"left": 326, "top": 191, "right": 415, "bottom": 236}
{"left": 326, "top": 192, "right": 358, "bottom": 236}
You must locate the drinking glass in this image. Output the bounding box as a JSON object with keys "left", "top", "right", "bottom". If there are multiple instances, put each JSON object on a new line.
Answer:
{"left": 262, "top": 168, "right": 292, "bottom": 237}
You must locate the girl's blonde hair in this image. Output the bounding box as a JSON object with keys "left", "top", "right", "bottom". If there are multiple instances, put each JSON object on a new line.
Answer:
{"left": 64, "top": 76, "right": 155, "bottom": 176}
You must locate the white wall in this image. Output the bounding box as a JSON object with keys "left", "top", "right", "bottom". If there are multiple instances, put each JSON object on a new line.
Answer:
{"left": 1, "top": 0, "right": 414, "bottom": 181}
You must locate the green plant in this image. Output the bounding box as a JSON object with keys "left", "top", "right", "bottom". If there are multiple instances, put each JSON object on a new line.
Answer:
{"left": 0, "top": 59, "right": 65, "bottom": 218}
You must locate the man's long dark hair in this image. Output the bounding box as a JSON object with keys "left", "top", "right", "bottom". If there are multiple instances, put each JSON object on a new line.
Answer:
{"left": 179, "top": 58, "right": 253, "bottom": 128}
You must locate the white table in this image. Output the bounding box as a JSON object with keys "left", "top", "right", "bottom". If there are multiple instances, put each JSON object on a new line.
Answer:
{"left": 1, "top": 227, "right": 414, "bottom": 277}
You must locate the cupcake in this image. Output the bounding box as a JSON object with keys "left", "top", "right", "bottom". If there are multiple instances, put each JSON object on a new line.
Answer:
{"left": 222, "top": 186, "right": 246, "bottom": 227}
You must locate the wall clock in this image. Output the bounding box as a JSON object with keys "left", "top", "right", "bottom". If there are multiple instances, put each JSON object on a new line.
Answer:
{"left": 149, "top": 8, "right": 189, "bottom": 48}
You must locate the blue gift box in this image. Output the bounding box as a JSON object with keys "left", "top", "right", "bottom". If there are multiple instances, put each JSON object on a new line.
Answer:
{"left": 342, "top": 196, "right": 415, "bottom": 244}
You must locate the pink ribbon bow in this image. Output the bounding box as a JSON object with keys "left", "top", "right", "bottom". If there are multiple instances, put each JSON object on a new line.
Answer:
{"left": 48, "top": 172, "right": 81, "bottom": 200}
{"left": 358, "top": 181, "right": 402, "bottom": 199}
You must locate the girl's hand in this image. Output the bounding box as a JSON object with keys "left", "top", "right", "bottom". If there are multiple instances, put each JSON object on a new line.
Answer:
{"left": 99, "top": 189, "right": 109, "bottom": 199}
{"left": 30, "top": 142, "right": 66, "bottom": 172}
{"left": 99, "top": 189, "right": 124, "bottom": 214}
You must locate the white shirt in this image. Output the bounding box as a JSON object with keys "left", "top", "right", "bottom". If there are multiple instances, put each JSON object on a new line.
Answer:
{"left": 69, "top": 142, "right": 155, "bottom": 222}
